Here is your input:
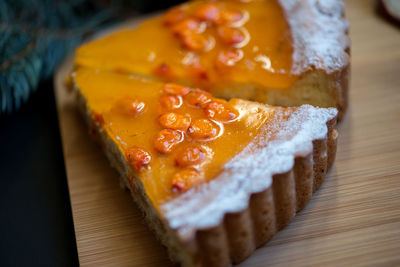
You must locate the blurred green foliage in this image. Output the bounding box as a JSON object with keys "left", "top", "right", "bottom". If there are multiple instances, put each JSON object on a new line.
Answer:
{"left": 0, "top": 0, "right": 185, "bottom": 114}
{"left": 0, "top": 0, "right": 132, "bottom": 114}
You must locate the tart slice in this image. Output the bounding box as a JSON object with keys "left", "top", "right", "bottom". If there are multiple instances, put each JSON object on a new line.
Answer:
{"left": 72, "top": 67, "right": 338, "bottom": 266}
{"left": 75, "top": 0, "right": 350, "bottom": 118}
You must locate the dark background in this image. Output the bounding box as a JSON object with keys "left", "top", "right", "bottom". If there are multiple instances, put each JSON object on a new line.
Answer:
{"left": 0, "top": 80, "right": 79, "bottom": 266}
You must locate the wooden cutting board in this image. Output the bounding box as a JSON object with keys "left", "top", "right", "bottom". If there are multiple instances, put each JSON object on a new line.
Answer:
{"left": 54, "top": 0, "right": 400, "bottom": 266}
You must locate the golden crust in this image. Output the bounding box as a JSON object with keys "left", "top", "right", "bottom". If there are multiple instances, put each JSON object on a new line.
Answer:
{"left": 336, "top": 61, "right": 350, "bottom": 120}
{"left": 75, "top": 84, "right": 338, "bottom": 266}
{"left": 181, "top": 117, "right": 338, "bottom": 266}
{"left": 282, "top": 0, "right": 350, "bottom": 119}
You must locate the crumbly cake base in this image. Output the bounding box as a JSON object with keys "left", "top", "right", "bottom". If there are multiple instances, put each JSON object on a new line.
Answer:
{"left": 75, "top": 86, "right": 337, "bottom": 266}
{"left": 212, "top": 66, "right": 349, "bottom": 121}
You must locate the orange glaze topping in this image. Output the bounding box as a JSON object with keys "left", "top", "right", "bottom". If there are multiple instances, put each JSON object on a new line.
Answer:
{"left": 125, "top": 146, "right": 152, "bottom": 171}
{"left": 204, "top": 99, "right": 238, "bottom": 122}
{"left": 158, "top": 112, "right": 191, "bottom": 131}
{"left": 184, "top": 88, "right": 213, "bottom": 107}
{"left": 158, "top": 95, "right": 182, "bottom": 111}
{"left": 75, "top": 0, "right": 298, "bottom": 93}
{"left": 74, "top": 67, "right": 276, "bottom": 207}
{"left": 175, "top": 145, "right": 206, "bottom": 167}
{"left": 111, "top": 97, "right": 146, "bottom": 116}
{"left": 171, "top": 168, "right": 204, "bottom": 192}
{"left": 154, "top": 129, "right": 184, "bottom": 154}
{"left": 188, "top": 118, "right": 219, "bottom": 139}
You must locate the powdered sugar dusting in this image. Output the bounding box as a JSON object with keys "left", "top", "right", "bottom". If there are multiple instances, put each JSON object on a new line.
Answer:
{"left": 161, "top": 105, "right": 337, "bottom": 241}
{"left": 280, "top": 0, "right": 349, "bottom": 74}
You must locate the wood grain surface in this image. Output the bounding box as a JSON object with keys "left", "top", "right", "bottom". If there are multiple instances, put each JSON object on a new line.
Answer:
{"left": 54, "top": 0, "right": 400, "bottom": 266}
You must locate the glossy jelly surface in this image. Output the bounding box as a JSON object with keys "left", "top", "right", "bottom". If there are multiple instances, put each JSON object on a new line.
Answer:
{"left": 75, "top": 0, "right": 298, "bottom": 91}
{"left": 74, "top": 67, "right": 277, "bottom": 206}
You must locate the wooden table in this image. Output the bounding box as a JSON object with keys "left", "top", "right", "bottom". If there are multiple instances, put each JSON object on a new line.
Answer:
{"left": 54, "top": 0, "right": 400, "bottom": 265}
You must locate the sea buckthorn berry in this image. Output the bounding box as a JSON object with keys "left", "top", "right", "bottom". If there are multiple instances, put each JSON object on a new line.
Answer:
{"left": 194, "top": 3, "right": 220, "bottom": 22}
{"left": 163, "top": 7, "right": 186, "bottom": 26}
{"left": 154, "top": 129, "right": 184, "bottom": 154}
{"left": 188, "top": 118, "right": 219, "bottom": 139}
{"left": 158, "top": 112, "right": 191, "bottom": 131}
{"left": 184, "top": 89, "right": 213, "bottom": 107}
{"left": 159, "top": 95, "right": 182, "bottom": 111}
{"left": 182, "top": 33, "right": 210, "bottom": 51}
{"left": 125, "top": 146, "right": 151, "bottom": 171}
{"left": 205, "top": 100, "right": 238, "bottom": 122}
{"left": 153, "top": 63, "right": 176, "bottom": 81}
{"left": 112, "top": 97, "right": 145, "bottom": 116}
{"left": 175, "top": 146, "right": 206, "bottom": 167}
{"left": 219, "top": 9, "right": 243, "bottom": 24}
{"left": 163, "top": 83, "right": 190, "bottom": 96}
{"left": 217, "top": 25, "right": 245, "bottom": 45}
{"left": 216, "top": 49, "right": 243, "bottom": 68}
{"left": 171, "top": 18, "right": 201, "bottom": 37}
{"left": 172, "top": 168, "right": 204, "bottom": 192}
{"left": 92, "top": 112, "right": 104, "bottom": 125}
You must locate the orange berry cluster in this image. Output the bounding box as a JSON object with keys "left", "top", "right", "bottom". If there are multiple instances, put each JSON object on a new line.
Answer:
{"left": 126, "top": 146, "right": 152, "bottom": 172}
{"left": 119, "top": 82, "right": 238, "bottom": 194}
{"left": 162, "top": 2, "right": 248, "bottom": 74}
{"left": 154, "top": 83, "right": 238, "bottom": 192}
{"left": 164, "top": 3, "right": 246, "bottom": 50}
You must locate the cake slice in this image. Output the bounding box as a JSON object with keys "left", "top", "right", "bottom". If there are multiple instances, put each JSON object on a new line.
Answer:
{"left": 72, "top": 66, "right": 338, "bottom": 266}
{"left": 75, "top": 0, "right": 350, "bottom": 118}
